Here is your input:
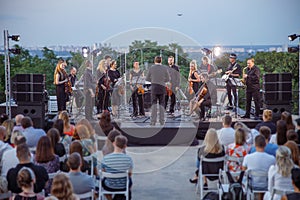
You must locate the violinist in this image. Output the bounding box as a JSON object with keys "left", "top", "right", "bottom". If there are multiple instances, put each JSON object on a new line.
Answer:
{"left": 95, "top": 59, "right": 108, "bottom": 115}
{"left": 187, "top": 72, "right": 217, "bottom": 121}
{"left": 164, "top": 56, "right": 180, "bottom": 116}
{"left": 108, "top": 60, "right": 121, "bottom": 116}
{"left": 83, "top": 60, "right": 96, "bottom": 120}
{"left": 54, "top": 59, "right": 70, "bottom": 112}
{"left": 129, "top": 61, "right": 145, "bottom": 117}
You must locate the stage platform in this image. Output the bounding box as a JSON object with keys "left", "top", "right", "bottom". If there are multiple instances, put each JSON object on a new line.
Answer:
{"left": 92, "top": 109, "right": 262, "bottom": 146}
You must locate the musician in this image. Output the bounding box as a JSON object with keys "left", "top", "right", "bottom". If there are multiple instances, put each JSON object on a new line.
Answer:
{"left": 224, "top": 53, "right": 242, "bottom": 110}
{"left": 188, "top": 72, "right": 217, "bottom": 121}
{"left": 54, "top": 59, "right": 69, "bottom": 112}
{"left": 129, "top": 61, "right": 145, "bottom": 117}
{"left": 108, "top": 60, "right": 121, "bottom": 116}
{"left": 164, "top": 56, "right": 180, "bottom": 116}
{"left": 146, "top": 56, "right": 170, "bottom": 126}
{"left": 188, "top": 60, "right": 201, "bottom": 95}
{"left": 241, "top": 58, "right": 261, "bottom": 119}
{"left": 104, "top": 55, "right": 112, "bottom": 70}
{"left": 83, "top": 60, "right": 96, "bottom": 120}
{"left": 69, "top": 67, "right": 77, "bottom": 87}
{"left": 199, "top": 56, "right": 215, "bottom": 76}
{"left": 95, "top": 59, "right": 108, "bottom": 115}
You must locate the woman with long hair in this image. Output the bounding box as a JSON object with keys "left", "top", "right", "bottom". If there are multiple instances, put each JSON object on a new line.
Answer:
{"left": 47, "top": 128, "right": 66, "bottom": 157}
{"left": 34, "top": 136, "right": 60, "bottom": 194}
{"left": 189, "top": 128, "right": 225, "bottom": 186}
{"left": 281, "top": 111, "right": 295, "bottom": 131}
{"left": 102, "top": 129, "right": 122, "bottom": 156}
{"left": 54, "top": 59, "right": 69, "bottom": 112}
{"left": 284, "top": 140, "right": 300, "bottom": 166}
{"left": 53, "top": 119, "right": 71, "bottom": 152}
{"left": 51, "top": 173, "right": 78, "bottom": 200}
{"left": 270, "top": 120, "right": 287, "bottom": 145}
{"left": 58, "top": 111, "right": 75, "bottom": 137}
{"left": 263, "top": 146, "right": 295, "bottom": 200}
{"left": 188, "top": 60, "right": 201, "bottom": 95}
{"left": 99, "top": 110, "right": 114, "bottom": 136}
{"left": 96, "top": 59, "right": 107, "bottom": 115}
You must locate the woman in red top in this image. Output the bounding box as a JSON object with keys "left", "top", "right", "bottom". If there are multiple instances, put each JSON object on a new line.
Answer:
{"left": 58, "top": 111, "right": 75, "bottom": 136}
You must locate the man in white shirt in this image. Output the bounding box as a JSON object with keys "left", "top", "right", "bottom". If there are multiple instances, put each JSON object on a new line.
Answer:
{"left": 217, "top": 115, "right": 235, "bottom": 146}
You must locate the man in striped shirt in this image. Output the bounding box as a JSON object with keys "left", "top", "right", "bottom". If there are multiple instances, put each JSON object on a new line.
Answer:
{"left": 101, "top": 135, "right": 133, "bottom": 200}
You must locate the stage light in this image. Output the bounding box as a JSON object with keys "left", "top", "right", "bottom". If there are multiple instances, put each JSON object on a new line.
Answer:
{"left": 201, "top": 48, "right": 212, "bottom": 56}
{"left": 9, "top": 48, "right": 21, "bottom": 54}
{"left": 8, "top": 35, "right": 20, "bottom": 41}
{"left": 213, "top": 46, "right": 221, "bottom": 57}
{"left": 82, "top": 47, "right": 89, "bottom": 58}
{"left": 288, "top": 34, "right": 300, "bottom": 41}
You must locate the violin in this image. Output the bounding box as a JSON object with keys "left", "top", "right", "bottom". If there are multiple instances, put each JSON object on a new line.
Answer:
{"left": 189, "top": 81, "right": 194, "bottom": 95}
{"left": 166, "top": 83, "right": 172, "bottom": 96}
{"left": 195, "top": 84, "right": 207, "bottom": 102}
{"left": 62, "top": 69, "right": 73, "bottom": 96}
{"left": 137, "top": 85, "right": 145, "bottom": 95}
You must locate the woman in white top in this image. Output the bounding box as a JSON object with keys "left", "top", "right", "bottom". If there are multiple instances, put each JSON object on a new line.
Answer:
{"left": 263, "top": 146, "right": 295, "bottom": 200}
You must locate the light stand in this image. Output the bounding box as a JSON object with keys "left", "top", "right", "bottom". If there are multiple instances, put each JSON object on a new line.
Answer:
{"left": 3, "top": 30, "right": 20, "bottom": 119}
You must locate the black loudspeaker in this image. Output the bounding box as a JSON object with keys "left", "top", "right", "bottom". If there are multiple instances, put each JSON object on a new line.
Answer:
{"left": 262, "top": 73, "right": 292, "bottom": 105}
{"left": 12, "top": 74, "right": 45, "bottom": 105}
{"left": 263, "top": 103, "right": 292, "bottom": 114}
{"left": 144, "top": 92, "right": 151, "bottom": 109}
{"left": 17, "top": 104, "right": 45, "bottom": 129}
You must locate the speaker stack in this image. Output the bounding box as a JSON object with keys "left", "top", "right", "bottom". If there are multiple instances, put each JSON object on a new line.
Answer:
{"left": 12, "top": 74, "right": 46, "bottom": 129}
{"left": 262, "top": 73, "right": 292, "bottom": 113}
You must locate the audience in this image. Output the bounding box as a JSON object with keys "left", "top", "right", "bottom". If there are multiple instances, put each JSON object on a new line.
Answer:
{"left": 12, "top": 114, "right": 24, "bottom": 133}
{"left": 12, "top": 167, "right": 45, "bottom": 200}
{"left": 47, "top": 128, "right": 66, "bottom": 157}
{"left": 7, "top": 143, "right": 49, "bottom": 193}
{"left": 217, "top": 115, "right": 235, "bottom": 146}
{"left": 74, "top": 124, "right": 96, "bottom": 156}
{"left": 58, "top": 111, "right": 75, "bottom": 137}
{"left": 53, "top": 119, "right": 71, "bottom": 152}
{"left": 281, "top": 111, "right": 295, "bottom": 131}
{"left": 284, "top": 141, "right": 300, "bottom": 166}
{"left": 21, "top": 117, "right": 46, "bottom": 148}
{"left": 51, "top": 173, "right": 79, "bottom": 200}
{"left": 281, "top": 168, "right": 300, "bottom": 200}
{"left": 234, "top": 121, "right": 259, "bottom": 145}
{"left": 0, "top": 126, "right": 12, "bottom": 161}
{"left": 226, "top": 128, "right": 251, "bottom": 172}
{"left": 263, "top": 146, "right": 294, "bottom": 200}
{"left": 2, "top": 119, "right": 14, "bottom": 145}
{"left": 67, "top": 152, "right": 95, "bottom": 194}
{"left": 270, "top": 120, "right": 288, "bottom": 145}
{"left": 255, "top": 109, "right": 276, "bottom": 134}
{"left": 102, "top": 129, "right": 122, "bottom": 156}
{"left": 101, "top": 135, "right": 133, "bottom": 200}
{"left": 286, "top": 130, "right": 299, "bottom": 144}
{"left": 99, "top": 110, "right": 114, "bottom": 136}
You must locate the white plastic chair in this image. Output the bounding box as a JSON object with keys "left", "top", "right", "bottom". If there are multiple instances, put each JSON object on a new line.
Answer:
{"left": 246, "top": 169, "right": 268, "bottom": 200}
{"left": 197, "top": 155, "right": 225, "bottom": 199}
{"left": 270, "top": 188, "right": 294, "bottom": 200}
{"left": 76, "top": 189, "right": 94, "bottom": 200}
{"left": 0, "top": 191, "right": 12, "bottom": 200}
{"left": 83, "top": 155, "right": 94, "bottom": 177}
{"left": 99, "top": 171, "right": 129, "bottom": 200}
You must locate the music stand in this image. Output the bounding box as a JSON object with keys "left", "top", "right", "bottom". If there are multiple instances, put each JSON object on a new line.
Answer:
{"left": 230, "top": 78, "right": 243, "bottom": 119}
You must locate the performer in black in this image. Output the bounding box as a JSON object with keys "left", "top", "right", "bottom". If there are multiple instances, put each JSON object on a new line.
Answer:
{"left": 146, "top": 56, "right": 170, "bottom": 126}
{"left": 164, "top": 56, "right": 180, "bottom": 116}
{"left": 108, "top": 60, "right": 121, "bottom": 116}
{"left": 54, "top": 59, "right": 69, "bottom": 112}
{"left": 83, "top": 60, "right": 96, "bottom": 120}
{"left": 188, "top": 60, "right": 201, "bottom": 95}
{"left": 95, "top": 59, "right": 108, "bottom": 115}
{"left": 129, "top": 61, "right": 145, "bottom": 117}
{"left": 224, "top": 53, "right": 242, "bottom": 110}
{"left": 68, "top": 67, "right": 77, "bottom": 87}
{"left": 241, "top": 58, "right": 261, "bottom": 119}
{"left": 188, "top": 72, "right": 217, "bottom": 121}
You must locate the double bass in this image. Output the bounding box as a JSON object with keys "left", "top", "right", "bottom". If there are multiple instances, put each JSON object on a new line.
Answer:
{"left": 191, "top": 84, "right": 208, "bottom": 112}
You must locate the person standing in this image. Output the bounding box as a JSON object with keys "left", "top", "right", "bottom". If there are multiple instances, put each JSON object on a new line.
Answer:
{"left": 108, "top": 60, "right": 121, "bottom": 116}
{"left": 188, "top": 60, "right": 201, "bottom": 95}
{"left": 224, "top": 53, "right": 242, "bottom": 110}
{"left": 241, "top": 58, "right": 261, "bottom": 119}
{"left": 164, "top": 56, "right": 180, "bottom": 116}
{"left": 54, "top": 59, "right": 69, "bottom": 112}
{"left": 69, "top": 67, "right": 77, "bottom": 87}
{"left": 146, "top": 56, "right": 170, "bottom": 126}
{"left": 96, "top": 59, "right": 107, "bottom": 115}
{"left": 83, "top": 60, "right": 96, "bottom": 120}
{"left": 129, "top": 61, "right": 145, "bottom": 117}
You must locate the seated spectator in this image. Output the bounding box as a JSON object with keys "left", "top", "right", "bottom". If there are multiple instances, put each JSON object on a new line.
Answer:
{"left": 12, "top": 114, "right": 24, "bottom": 133}
{"left": 102, "top": 129, "right": 122, "bottom": 156}
{"left": 47, "top": 128, "right": 66, "bottom": 157}
{"left": 34, "top": 136, "right": 60, "bottom": 195}
{"left": 0, "top": 126, "right": 13, "bottom": 161}
{"left": 189, "top": 128, "right": 225, "bottom": 187}
{"left": 53, "top": 119, "right": 71, "bottom": 152}
{"left": 242, "top": 135, "right": 275, "bottom": 199}
{"left": 58, "top": 111, "right": 75, "bottom": 137}
{"left": 250, "top": 126, "right": 278, "bottom": 157}
{"left": 2, "top": 119, "right": 14, "bottom": 145}
{"left": 99, "top": 110, "right": 114, "bottom": 136}
{"left": 286, "top": 130, "right": 299, "bottom": 144}
{"left": 234, "top": 121, "right": 259, "bottom": 145}
{"left": 217, "top": 115, "right": 235, "bottom": 146}
{"left": 284, "top": 141, "right": 300, "bottom": 166}
{"left": 101, "top": 135, "right": 133, "bottom": 200}
{"left": 7, "top": 143, "right": 49, "bottom": 194}
{"left": 21, "top": 117, "right": 46, "bottom": 148}
{"left": 281, "top": 111, "right": 295, "bottom": 131}
{"left": 226, "top": 128, "right": 251, "bottom": 172}
{"left": 76, "top": 118, "right": 97, "bottom": 147}
{"left": 51, "top": 173, "right": 79, "bottom": 200}
{"left": 60, "top": 141, "right": 91, "bottom": 174}
{"left": 281, "top": 168, "right": 300, "bottom": 200}
{"left": 270, "top": 120, "right": 287, "bottom": 145}
{"left": 75, "top": 124, "right": 96, "bottom": 156}
{"left": 67, "top": 152, "right": 95, "bottom": 194}
{"left": 255, "top": 109, "right": 277, "bottom": 134}
{"left": 12, "top": 167, "right": 45, "bottom": 200}
{"left": 1, "top": 133, "right": 26, "bottom": 177}
{"left": 263, "top": 146, "right": 294, "bottom": 200}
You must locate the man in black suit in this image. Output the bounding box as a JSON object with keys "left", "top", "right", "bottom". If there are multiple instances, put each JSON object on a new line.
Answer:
{"left": 164, "top": 56, "right": 180, "bottom": 116}
{"left": 146, "top": 56, "right": 170, "bottom": 126}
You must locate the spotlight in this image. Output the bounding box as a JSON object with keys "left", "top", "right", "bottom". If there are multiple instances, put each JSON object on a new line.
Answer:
{"left": 288, "top": 34, "right": 299, "bottom": 41}
{"left": 9, "top": 48, "right": 21, "bottom": 54}
{"left": 8, "top": 35, "right": 20, "bottom": 41}
{"left": 201, "top": 48, "right": 212, "bottom": 56}
{"left": 213, "top": 46, "right": 221, "bottom": 57}
{"left": 82, "top": 47, "right": 89, "bottom": 58}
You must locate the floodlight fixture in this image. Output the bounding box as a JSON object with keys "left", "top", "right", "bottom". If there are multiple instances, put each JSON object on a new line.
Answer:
{"left": 82, "top": 46, "right": 89, "bottom": 58}
{"left": 288, "top": 34, "right": 300, "bottom": 41}
{"left": 8, "top": 35, "right": 20, "bottom": 41}
{"left": 201, "top": 48, "right": 212, "bottom": 56}
{"left": 213, "top": 46, "right": 221, "bottom": 57}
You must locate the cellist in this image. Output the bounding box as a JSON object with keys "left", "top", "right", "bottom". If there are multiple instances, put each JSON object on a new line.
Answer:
{"left": 187, "top": 72, "right": 217, "bottom": 121}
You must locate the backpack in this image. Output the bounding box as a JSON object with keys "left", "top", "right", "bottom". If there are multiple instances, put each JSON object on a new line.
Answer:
{"left": 222, "top": 171, "right": 245, "bottom": 200}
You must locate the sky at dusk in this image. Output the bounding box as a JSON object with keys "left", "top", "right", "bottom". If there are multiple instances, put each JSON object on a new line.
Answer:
{"left": 0, "top": 0, "right": 299, "bottom": 47}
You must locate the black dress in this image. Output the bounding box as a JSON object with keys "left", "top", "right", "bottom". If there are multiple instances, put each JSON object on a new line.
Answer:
{"left": 56, "top": 71, "right": 67, "bottom": 111}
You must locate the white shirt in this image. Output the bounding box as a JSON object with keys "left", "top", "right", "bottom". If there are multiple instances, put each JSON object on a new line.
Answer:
{"left": 217, "top": 127, "right": 235, "bottom": 146}
{"left": 1, "top": 148, "right": 18, "bottom": 177}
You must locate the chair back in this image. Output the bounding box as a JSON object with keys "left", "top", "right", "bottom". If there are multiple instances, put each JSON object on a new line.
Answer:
{"left": 76, "top": 189, "right": 94, "bottom": 200}
{"left": 0, "top": 191, "right": 12, "bottom": 200}
{"left": 270, "top": 188, "right": 294, "bottom": 200}
{"left": 83, "top": 155, "right": 94, "bottom": 177}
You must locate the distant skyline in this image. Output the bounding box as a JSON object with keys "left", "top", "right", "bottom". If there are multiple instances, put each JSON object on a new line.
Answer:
{"left": 0, "top": 0, "right": 299, "bottom": 47}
